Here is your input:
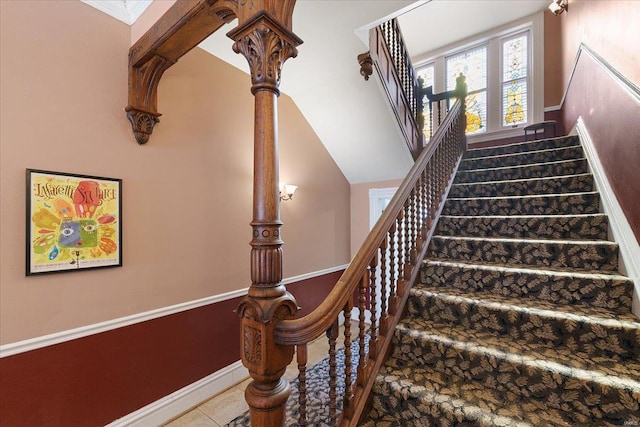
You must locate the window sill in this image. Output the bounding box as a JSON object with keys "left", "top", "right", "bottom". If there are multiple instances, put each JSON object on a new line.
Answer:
{"left": 466, "top": 125, "right": 529, "bottom": 144}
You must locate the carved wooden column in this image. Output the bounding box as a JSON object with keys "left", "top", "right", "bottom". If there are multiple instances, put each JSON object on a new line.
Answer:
{"left": 229, "top": 7, "right": 302, "bottom": 427}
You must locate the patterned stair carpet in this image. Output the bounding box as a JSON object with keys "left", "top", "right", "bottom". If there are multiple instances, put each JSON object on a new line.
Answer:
{"left": 362, "top": 135, "right": 640, "bottom": 426}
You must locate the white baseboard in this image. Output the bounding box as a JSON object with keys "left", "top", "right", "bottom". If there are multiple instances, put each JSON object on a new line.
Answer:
{"left": 106, "top": 361, "right": 248, "bottom": 427}
{"left": 576, "top": 117, "right": 640, "bottom": 317}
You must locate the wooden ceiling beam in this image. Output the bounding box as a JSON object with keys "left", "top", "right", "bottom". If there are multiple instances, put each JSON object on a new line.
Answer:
{"left": 125, "top": 0, "right": 235, "bottom": 144}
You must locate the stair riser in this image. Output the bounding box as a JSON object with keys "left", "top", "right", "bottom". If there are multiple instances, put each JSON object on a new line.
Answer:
{"left": 391, "top": 326, "right": 640, "bottom": 423}
{"left": 419, "top": 262, "right": 633, "bottom": 314}
{"left": 465, "top": 136, "right": 579, "bottom": 159}
{"left": 428, "top": 237, "right": 619, "bottom": 273}
{"left": 405, "top": 291, "right": 640, "bottom": 360}
{"left": 454, "top": 158, "right": 589, "bottom": 184}
{"left": 459, "top": 146, "right": 584, "bottom": 171}
{"left": 435, "top": 214, "right": 609, "bottom": 241}
{"left": 443, "top": 193, "right": 601, "bottom": 216}
{"left": 449, "top": 174, "right": 594, "bottom": 198}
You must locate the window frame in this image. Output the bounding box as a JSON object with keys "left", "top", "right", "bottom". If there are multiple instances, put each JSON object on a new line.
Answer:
{"left": 446, "top": 44, "right": 489, "bottom": 135}
{"left": 413, "top": 12, "right": 544, "bottom": 144}
{"left": 500, "top": 31, "right": 531, "bottom": 128}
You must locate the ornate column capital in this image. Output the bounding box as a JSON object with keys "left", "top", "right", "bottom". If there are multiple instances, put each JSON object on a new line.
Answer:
{"left": 228, "top": 12, "right": 303, "bottom": 94}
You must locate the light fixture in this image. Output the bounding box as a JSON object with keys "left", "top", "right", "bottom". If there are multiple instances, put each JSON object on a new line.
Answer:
{"left": 548, "top": 0, "right": 568, "bottom": 15}
{"left": 279, "top": 182, "right": 298, "bottom": 201}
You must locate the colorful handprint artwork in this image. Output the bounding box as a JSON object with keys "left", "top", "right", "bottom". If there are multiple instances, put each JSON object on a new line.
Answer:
{"left": 27, "top": 169, "right": 122, "bottom": 275}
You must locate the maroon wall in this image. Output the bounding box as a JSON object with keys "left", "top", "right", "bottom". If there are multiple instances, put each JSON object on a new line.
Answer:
{"left": 0, "top": 270, "right": 342, "bottom": 426}
{"left": 562, "top": 49, "right": 640, "bottom": 243}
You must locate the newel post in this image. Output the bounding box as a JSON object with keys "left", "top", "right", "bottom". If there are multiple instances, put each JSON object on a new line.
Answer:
{"left": 228, "top": 5, "right": 302, "bottom": 426}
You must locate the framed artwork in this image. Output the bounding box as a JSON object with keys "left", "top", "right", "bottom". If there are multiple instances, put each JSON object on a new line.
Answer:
{"left": 26, "top": 169, "right": 122, "bottom": 275}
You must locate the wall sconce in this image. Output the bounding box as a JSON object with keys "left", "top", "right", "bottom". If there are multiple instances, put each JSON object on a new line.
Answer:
{"left": 279, "top": 182, "right": 298, "bottom": 201}
{"left": 548, "top": 0, "right": 568, "bottom": 15}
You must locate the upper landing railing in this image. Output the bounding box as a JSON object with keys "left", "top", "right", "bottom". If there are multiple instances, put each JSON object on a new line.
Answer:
{"left": 359, "top": 18, "right": 467, "bottom": 159}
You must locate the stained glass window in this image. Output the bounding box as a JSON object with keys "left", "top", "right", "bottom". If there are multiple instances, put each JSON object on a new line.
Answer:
{"left": 446, "top": 46, "right": 487, "bottom": 134}
{"left": 417, "top": 65, "right": 435, "bottom": 139}
{"left": 502, "top": 34, "right": 528, "bottom": 126}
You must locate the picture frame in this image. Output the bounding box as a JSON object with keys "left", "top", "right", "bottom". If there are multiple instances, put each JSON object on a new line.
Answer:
{"left": 26, "top": 169, "right": 122, "bottom": 275}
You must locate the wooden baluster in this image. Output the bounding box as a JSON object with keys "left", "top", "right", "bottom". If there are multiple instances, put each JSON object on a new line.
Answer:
{"left": 342, "top": 301, "right": 354, "bottom": 417}
{"left": 406, "top": 199, "right": 413, "bottom": 275}
{"left": 388, "top": 220, "right": 398, "bottom": 315}
{"left": 368, "top": 254, "right": 378, "bottom": 359}
{"left": 327, "top": 322, "right": 339, "bottom": 425}
{"left": 424, "top": 164, "right": 432, "bottom": 231}
{"left": 358, "top": 271, "right": 368, "bottom": 371}
{"left": 437, "top": 147, "right": 444, "bottom": 195}
{"left": 297, "top": 344, "right": 308, "bottom": 426}
{"left": 397, "top": 204, "right": 408, "bottom": 297}
{"left": 415, "top": 177, "right": 424, "bottom": 252}
{"left": 429, "top": 100, "right": 434, "bottom": 140}
{"left": 379, "top": 236, "right": 389, "bottom": 332}
{"left": 443, "top": 145, "right": 449, "bottom": 192}
{"left": 430, "top": 161, "right": 436, "bottom": 220}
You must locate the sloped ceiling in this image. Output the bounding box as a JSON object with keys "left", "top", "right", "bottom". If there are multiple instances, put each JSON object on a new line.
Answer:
{"left": 198, "top": 1, "right": 419, "bottom": 184}
{"left": 84, "top": 0, "right": 550, "bottom": 184}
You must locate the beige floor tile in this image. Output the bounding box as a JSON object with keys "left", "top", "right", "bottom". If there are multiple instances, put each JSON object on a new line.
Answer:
{"left": 198, "top": 379, "right": 250, "bottom": 425}
{"left": 164, "top": 408, "right": 219, "bottom": 427}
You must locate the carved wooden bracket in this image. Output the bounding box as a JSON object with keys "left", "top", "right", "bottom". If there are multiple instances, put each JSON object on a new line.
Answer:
{"left": 126, "top": 0, "right": 300, "bottom": 144}
{"left": 357, "top": 51, "right": 373, "bottom": 81}
{"left": 126, "top": 0, "right": 235, "bottom": 144}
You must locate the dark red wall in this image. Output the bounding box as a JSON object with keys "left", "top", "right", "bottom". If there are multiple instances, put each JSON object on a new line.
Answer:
{"left": 561, "top": 50, "right": 640, "bottom": 243}
{"left": 0, "top": 270, "right": 342, "bottom": 426}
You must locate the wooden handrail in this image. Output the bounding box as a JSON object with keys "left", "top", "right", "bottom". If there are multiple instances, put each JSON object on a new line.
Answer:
{"left": 277, "top": 99, "right": 464, "bottom": 344}
{"left": 276, "top": 98, "right": 467, "bottom": 426}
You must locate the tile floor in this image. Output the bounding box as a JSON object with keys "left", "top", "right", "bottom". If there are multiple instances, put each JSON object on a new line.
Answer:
{"left": 164, "top": 335, "right": 334, "bottom": 426}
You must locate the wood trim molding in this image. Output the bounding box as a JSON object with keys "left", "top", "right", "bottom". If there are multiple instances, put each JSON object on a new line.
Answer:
{"left": 0, "top": 265, "right": 347, "bottom": 358}
{"left": 576, "top": 117, "right": 640, "bottom": 317}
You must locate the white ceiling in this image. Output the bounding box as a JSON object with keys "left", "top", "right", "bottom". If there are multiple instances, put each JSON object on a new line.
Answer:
{"left": 86, "top": 0, "right": 550, "bottom": 184}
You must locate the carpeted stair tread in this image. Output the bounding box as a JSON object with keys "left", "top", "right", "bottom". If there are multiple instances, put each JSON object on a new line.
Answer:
{"left": 454, "top": 157, "right": 589, "bottom": 183}
{"left": 389, "top": 319, "right": 640, "bottom": 423}
{"left": 358, "top": 413, "right": 405, "bottom": 427}
{"left": 428, "top": 235, "right": 619, "bottom": 274}
{"left": 363, "top": 134, "right": 640, "bottom": 426}
{"left": 420, "top": 259, "right": 633, "bottom": 313}
{"left": 369, "top": 360, "right": 607, "bottom": 426}
{"left": 403, "top": 287, "right": 640, "bottom": 356}
{"left": 442, "top": 191, "right": 601, "bottom": 216}
{"left": 458, "top": 145, "right": 583, "bottom": 171}
{"left": 449, "top": 173, "right": 594, "bottom": 198}
{"left": 395, "top": 313, "right": 640, "bottom": 377}
{"left": 435, "top": 213, "right": 609, "bottom": 241}
{"left": 464, "top": 135, "right": 579, "bottom": 159}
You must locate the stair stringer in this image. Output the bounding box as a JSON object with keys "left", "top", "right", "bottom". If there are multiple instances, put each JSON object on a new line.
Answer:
{"left": 575, "top": 116, "right": 640, "bottom": 317}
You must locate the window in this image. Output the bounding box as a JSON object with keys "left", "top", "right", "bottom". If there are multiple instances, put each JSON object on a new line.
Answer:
{"left": 414, "top": 14, "right": 542, "bottom": 143}
{"left": 502, "top": 34, "right": 528, "bottom": 126}
{"left": 446, "top": 46, "right": 487, "bottom": 134}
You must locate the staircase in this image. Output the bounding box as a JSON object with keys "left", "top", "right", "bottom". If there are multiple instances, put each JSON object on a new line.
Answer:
{"left": 362, "top": 135, "right": 640, "bottom": 426}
